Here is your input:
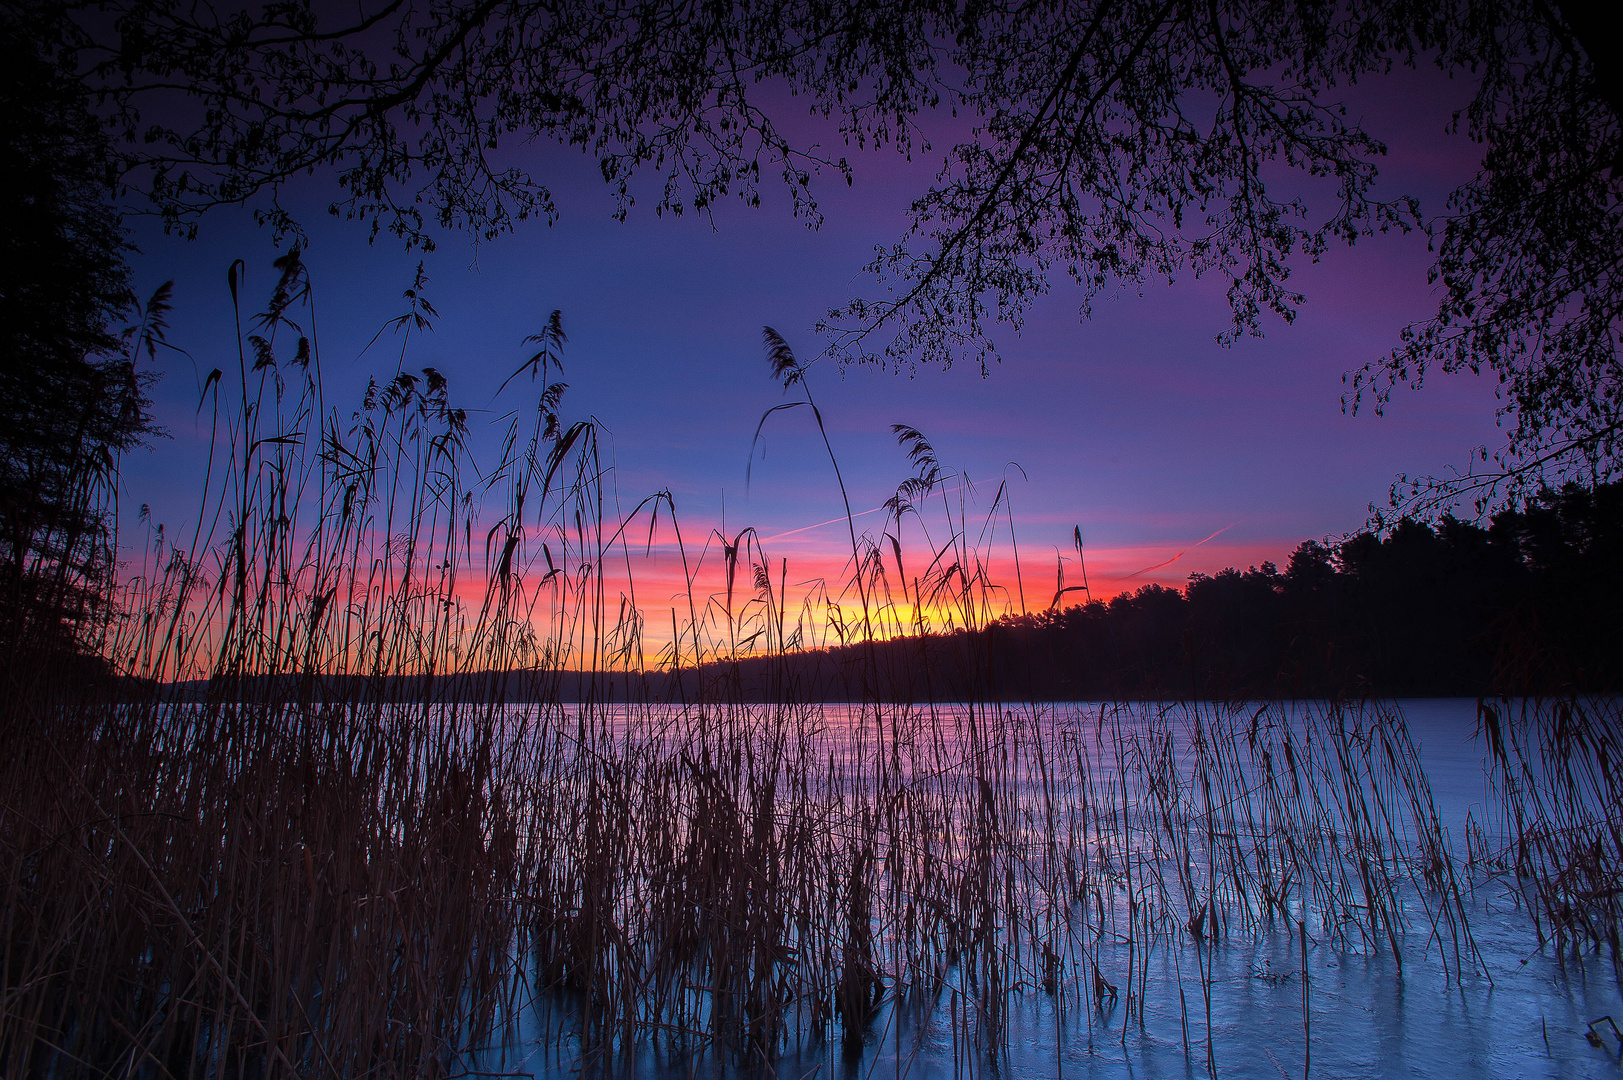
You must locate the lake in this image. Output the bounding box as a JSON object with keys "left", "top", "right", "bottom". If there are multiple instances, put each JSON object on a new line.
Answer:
{"left": 459, "top": 696, "right": 1623, "bottom": 1078}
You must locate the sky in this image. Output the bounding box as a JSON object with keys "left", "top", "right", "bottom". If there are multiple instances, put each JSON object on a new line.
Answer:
{"left": 115, "top": 61, "right": 1505, "bottom": 650}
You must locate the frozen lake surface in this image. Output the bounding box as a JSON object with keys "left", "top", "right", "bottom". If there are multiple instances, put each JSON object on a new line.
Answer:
{"left": 470, "top": 698, "right": 1623, "bottom": 1079}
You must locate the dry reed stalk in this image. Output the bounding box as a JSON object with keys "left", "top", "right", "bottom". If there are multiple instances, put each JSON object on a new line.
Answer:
{"left": 1474, "top": 695, "right": 1623, "bottom": 979}
{"left": 4, "top": 260, "right": 1572, "bottom": 1080}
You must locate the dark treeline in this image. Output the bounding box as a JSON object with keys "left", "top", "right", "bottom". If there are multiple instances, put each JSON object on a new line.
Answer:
{"left": 682, "top": 482, "right": 1623, "bottom": 702}
{"left": 171, "top": 481, "right": 1621, "bottom": 705}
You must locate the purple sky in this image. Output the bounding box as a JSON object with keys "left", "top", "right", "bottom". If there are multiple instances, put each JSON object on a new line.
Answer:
{"left": 117, "top": 62, "right": 1503, "bottom": 627}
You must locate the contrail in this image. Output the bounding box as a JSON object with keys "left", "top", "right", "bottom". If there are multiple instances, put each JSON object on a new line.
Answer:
{"left": 757, "top": 503, "right": 888, "bottom": 543}
{"left": 756, "top": 480, "right": 975, "bottom": 544}
{"left": 1119, "top": 522, "right": 1239, "bottom": 580}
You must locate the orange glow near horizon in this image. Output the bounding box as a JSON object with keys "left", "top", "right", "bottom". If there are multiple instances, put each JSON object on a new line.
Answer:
{"left": 443, "top": 509, "right": 1304, "bottom": 670}
{"left": 114, "top": 488, "right": 1303, "bottom": 680}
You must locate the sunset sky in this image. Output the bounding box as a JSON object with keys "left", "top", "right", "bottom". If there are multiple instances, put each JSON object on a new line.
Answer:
{"left": 116, "top": 63, "right": 1504, "bottom": 642}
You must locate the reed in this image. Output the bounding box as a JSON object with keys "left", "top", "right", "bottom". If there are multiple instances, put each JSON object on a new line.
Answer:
{"left": 1472, "top": 695, "right": 1623, "bottom": 978}
{"left": 0, "top": 256, "right": 1604, "bottom": 1078}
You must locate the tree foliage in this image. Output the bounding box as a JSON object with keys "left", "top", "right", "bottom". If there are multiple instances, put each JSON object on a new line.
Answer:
{"left": 33, "top": 0, "right": 1623, "bottom": 509}
{"left": 1353, "top": 1, "right": 1623, "bottom": 515}
{"left": 0, "top": 16, "right": 158, "bottom": 662}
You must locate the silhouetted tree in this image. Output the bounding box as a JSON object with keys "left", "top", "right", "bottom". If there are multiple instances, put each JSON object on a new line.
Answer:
{"left": 1487, "top": 483, "right": 1623, "bottom": 687}
{"left": 31, "top": 0, "right": 1623, "bottom": 509}
{"left": 696, "top": 485, "right": 1623, "bottom": 700}
{"left": 0, "top": 18, "right": 158, "bottom": 670}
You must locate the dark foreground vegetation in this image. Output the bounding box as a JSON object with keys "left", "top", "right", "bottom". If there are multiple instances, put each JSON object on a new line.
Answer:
{"left": 12, "top": 687, "right": 1623, "bottom": 1079}
{"left": 3, "top": 252, "right": 1621, "bottom": 1078}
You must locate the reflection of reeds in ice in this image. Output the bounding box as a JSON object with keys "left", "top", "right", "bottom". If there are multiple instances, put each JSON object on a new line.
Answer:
{"left": 0, "top": 258, "right": 1612, "bottom": 1076}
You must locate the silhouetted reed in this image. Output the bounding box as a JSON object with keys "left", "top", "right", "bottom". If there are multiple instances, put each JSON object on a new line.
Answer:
{"left": 0, "top": 256, "right": 1602, "bottom": 1079}
{"left": 1472, "top": 695, "right": 1623, "bottom": 978}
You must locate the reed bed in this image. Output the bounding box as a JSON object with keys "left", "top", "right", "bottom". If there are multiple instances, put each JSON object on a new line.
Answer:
{"left": 0, "top": 256, "right": 1611, "bottom": 1077}
{"left": 2, "top": 692, "right": 1507, "bottom": 1076}
{"left": 1470, "top": 696, "right": 1623, "bottom": 977}
{"left": 0, "top": 696, "right": 538, "bottom": 1078}
{"left": 500, "top": 695, "right": 1490, "bottom": 1069}
{"left": 1, "top": 254, "right": 591, "bottom": 1078}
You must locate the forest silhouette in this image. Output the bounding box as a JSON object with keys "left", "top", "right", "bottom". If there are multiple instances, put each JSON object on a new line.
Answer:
{"left": 682, "top": 483, "right": 1623, "bottom": 702}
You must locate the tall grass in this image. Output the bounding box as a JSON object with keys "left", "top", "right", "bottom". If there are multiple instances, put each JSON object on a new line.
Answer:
{"left": 502, "top": 696, "right": 1494, "bottom": 1068}
{"left": 1472, "top": 696, "right": 1623, "bottom": 978}
{"left": 1, "top": 253, "right": 572, "bottom": 1078}
{"left": 0, "top": 256, "right": 1612, "bottom": 1077}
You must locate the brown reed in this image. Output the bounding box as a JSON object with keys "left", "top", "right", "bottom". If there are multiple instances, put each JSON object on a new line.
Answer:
{"left": 1472, "top": 695, "right": 1623, "bottom": 978}
{"left": 2, "top": 257, "right": 1597, "bottom": 1080}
